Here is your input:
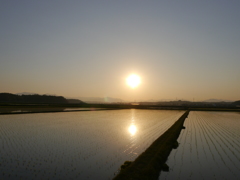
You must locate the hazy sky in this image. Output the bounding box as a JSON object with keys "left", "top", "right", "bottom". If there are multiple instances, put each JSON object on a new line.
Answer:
{"left": 1, "top": 0, "right": 240, "bottom": 101}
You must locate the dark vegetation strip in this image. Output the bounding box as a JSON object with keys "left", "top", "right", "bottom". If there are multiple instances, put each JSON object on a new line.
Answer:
{"left": 113, "top": 110, "right": 189, "bottom": 180}
{"left": 0, "top": 108, "right": 121, "bottom": 115}
{"left": 189, "top": 108, "right": 240, "bottom": 112}
{"left": 1, "top": 104, "right": 239, "bottom": 115}
{"left": 1, "top": 105, "right": 239, "bottom": 116}
{"left": 1, "top": 103, "right": 239, "bottom": 110}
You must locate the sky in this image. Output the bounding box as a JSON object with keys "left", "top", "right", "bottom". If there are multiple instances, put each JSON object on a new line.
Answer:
{"left": 1, "top": 0, "right": 240, "bottom": 102}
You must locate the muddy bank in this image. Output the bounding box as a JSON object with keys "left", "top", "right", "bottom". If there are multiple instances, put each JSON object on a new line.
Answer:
{"left": 113, "top": 111, "right": 189, "bottom": 180}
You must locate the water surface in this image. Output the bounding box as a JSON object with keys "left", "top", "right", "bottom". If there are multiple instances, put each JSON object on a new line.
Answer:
{"left": 0, "top": 109, "right": 183, "bottom": 180}
{"left": 160, "top": 111, "right": 240, "bottom": 180}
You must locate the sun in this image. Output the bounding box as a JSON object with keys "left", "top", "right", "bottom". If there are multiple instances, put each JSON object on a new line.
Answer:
{"left": 126, "top": 74, "right": 141, "bottom": 88}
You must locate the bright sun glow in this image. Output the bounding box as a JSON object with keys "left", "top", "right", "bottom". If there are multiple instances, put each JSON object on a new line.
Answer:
{"left": 128, "top": 124, "right": 137, "bottom": 135}
{"left": 126, "top": 74, "right": 141, "bottom": 88}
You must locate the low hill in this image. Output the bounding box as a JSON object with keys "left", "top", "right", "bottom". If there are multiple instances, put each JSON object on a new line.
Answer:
{"left": 203, "top": 99, "right": 233, "bottom": 102}
{"left": 73, "top": 96, "right": 123, "bottom": 103}
{"left": 67, "top": 99, "right": 85, "bottom": 104}
{"left": 0, "top": 93, "right": 69, "bottom": 104}
{"left": 231, "top": 100, "right": 240, "bottom": 107}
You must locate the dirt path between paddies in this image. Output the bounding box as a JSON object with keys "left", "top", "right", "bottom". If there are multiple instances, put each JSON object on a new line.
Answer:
{"left": 113, "top": 110, "right": 189, "bottom": 180}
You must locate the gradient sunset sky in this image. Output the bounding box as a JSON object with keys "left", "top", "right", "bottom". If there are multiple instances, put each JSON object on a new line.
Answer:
{"left": 1, "top": 0, "right": 240, "bottom": 101}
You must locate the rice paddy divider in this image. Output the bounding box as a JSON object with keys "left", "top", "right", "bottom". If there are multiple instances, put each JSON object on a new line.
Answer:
{"left": 113, "top": 110, "right": 189, "bottom": 180}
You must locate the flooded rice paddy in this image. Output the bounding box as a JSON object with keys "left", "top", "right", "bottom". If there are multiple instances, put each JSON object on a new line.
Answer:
{"left": 160, "top": 111, "right": 240, "bottom": 180}
{"left": 0, "top": 109, "right": 183, "bottom": 180}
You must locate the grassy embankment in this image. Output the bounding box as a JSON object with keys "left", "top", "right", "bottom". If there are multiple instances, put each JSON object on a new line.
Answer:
{"left": 113, "top": 111, "right": 189, "bottom": 180}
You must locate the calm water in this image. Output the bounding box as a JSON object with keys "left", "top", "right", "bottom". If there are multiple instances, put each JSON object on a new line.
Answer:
{"left": 0, "top": 109, "right": 183, "bottom": 180}
{"left": 160, "top": 111, "right": 240, "bottom": 180}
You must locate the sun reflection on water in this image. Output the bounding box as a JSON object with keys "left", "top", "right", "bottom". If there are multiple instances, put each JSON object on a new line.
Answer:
{"left": 128, "top": 109, "right": 138, "bottom": 136}
{"left": 128, "top": 124, "right": 137, "bottom": 135}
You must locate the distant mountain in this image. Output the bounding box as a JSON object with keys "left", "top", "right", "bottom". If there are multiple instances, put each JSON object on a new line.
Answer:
{"left": 67, "top": 99, "right": 85, "bottom": 104}
{"left": 231, "top": 100, "right": 240, "bottom": 107}
{"left": 0, "top": 93, "right": 69, "bottom": 104}
{"left": 157, "top": 99, "right": 174, "bottom": 102}
{"left": 144, "top": 99, "right": 174, "bottom": 102}
{"left": 203, "top": 99, "right": 233, "bottom": 102}
{"left": 16, "top": 92, "right": 56, "bottom": 96}
{"left": 75, "top": 97, "right": 123, "bottom": 103}
{"left": 16, "top": 92, "right": 37, "bottom": 95}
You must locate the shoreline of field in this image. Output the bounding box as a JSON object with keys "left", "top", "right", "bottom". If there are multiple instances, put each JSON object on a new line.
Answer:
{"left": 0, "top": 104, "right": 239, "bottom": 115}
{"left": 113, "top": 111, "right": 189, "bottom": 180}
{"left": 0, "top": 107, "right": 122, "bottom": 115}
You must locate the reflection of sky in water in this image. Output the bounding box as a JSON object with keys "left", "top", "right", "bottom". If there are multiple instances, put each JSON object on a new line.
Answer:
{"left": 161, "top": 111, "right": 240, "bottom": 180}
{"left": 0, "top": 109, "right": 184, "bottom": 180}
